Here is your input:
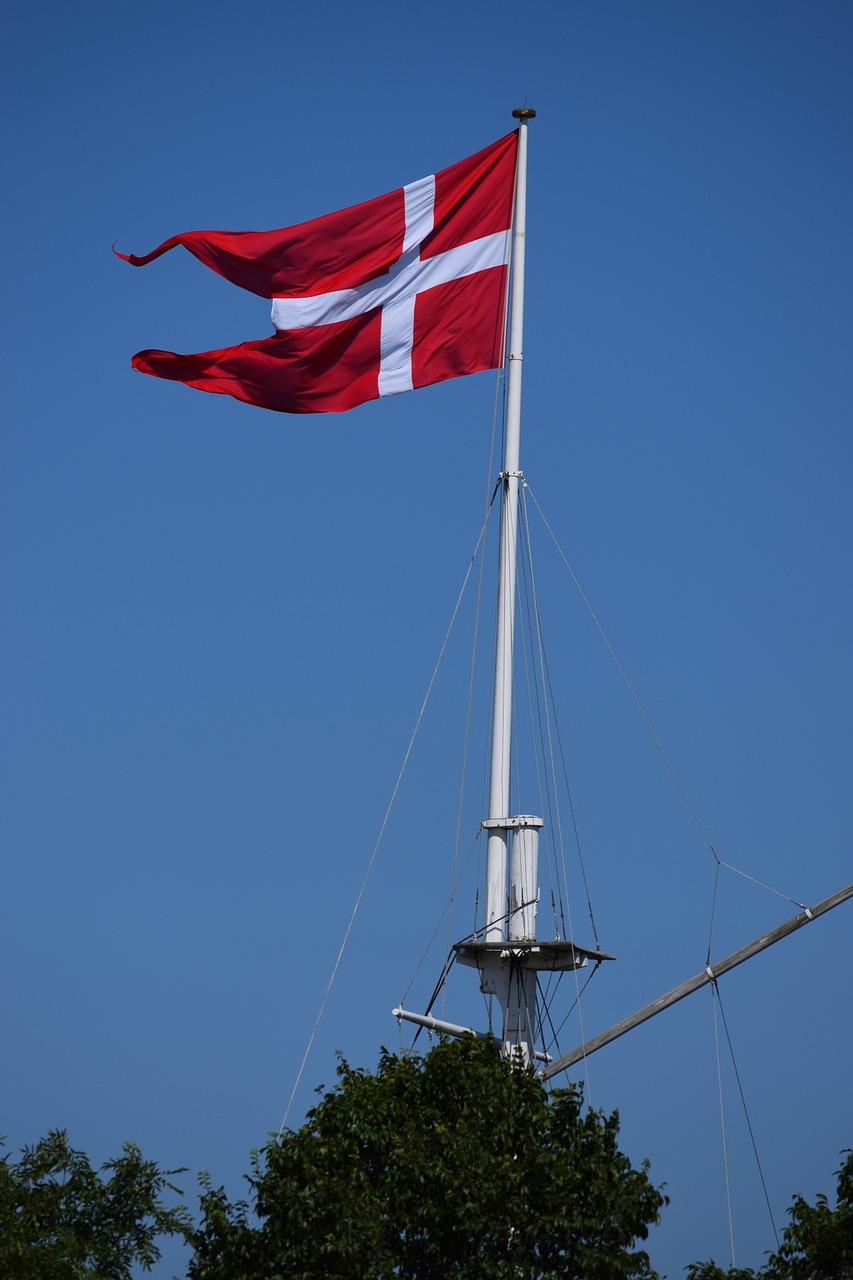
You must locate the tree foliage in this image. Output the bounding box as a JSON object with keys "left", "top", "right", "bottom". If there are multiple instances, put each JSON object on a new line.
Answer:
{"left": 4, "top": 1074, "right": 851, "bottom": 1279}
{"left": 686, "top": 1150, "right": 853, "bottom": 1280}
{"left": 188, "top": 1036, "right": 667, "bottom": 1280}
{"left": 0, "top": 1129, "right": 191, "bottom": 1280}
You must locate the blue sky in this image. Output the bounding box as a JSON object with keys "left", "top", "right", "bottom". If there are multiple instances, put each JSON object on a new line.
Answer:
{"left": 4, "top": 2, "right": 852, "bottom": 1275}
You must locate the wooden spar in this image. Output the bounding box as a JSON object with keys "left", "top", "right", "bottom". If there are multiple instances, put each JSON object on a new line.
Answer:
{"left": 539, "top": 882, "right": 853, "bottom": 1081}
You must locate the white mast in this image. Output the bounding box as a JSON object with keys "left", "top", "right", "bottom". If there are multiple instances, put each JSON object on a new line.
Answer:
{"left": 471, "top": 108, "right": 600, "bottom": 1063}
{"left": 483, "top": 106, "right": 534, "bottom": 947}
{"left": 479, "top": 107, "right": 541, "bottom": 1062}
{"left": 395, "top": 108, "right": 602, "bottom": 1065}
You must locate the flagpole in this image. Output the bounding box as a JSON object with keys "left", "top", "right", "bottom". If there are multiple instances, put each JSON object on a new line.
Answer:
{"left": 483, "top": 106, "right": 537, "bottom": 1055}
{"left": 395, "top": 110, "right": 597, "bottom": 1059}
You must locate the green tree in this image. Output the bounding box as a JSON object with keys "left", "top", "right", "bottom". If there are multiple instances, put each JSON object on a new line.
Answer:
{"left": 189, "top": 1036, "right": 667, "bottom": 1280}
{"left": 686, "top": 1150, "right": 853, "bottom": 1280}
{"left": 0, "top": 1129, "right": 191, "bottom": 1280}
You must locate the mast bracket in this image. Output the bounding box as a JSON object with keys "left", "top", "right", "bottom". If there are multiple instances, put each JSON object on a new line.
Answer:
{"left": 482, "top": 814, "right": 543, "bottom": 830}
{"left": 454, "top": 937, "right": 614, "bottom": 973}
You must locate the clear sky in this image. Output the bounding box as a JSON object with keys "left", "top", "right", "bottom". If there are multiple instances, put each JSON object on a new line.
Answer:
{"left": 4, "top": 2, "right": 852, "bottom": 1275}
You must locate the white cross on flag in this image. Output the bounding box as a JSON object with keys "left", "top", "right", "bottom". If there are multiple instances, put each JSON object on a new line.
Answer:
{"left": 117, "top": 131, "right": 518, "bottom": 414}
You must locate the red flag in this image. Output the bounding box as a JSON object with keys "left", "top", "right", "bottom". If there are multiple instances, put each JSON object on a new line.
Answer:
{"left": 117, "top": 131, "right": 518, "bottom": 414}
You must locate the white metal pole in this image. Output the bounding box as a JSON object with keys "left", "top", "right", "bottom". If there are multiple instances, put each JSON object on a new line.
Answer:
{"left": 484, "top": 108, "right": 535, "bottom": 944}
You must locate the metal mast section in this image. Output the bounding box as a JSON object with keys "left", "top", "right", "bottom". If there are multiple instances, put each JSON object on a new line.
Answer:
{"left": 394, "top": 109, "right": 607, "bottom": 1064}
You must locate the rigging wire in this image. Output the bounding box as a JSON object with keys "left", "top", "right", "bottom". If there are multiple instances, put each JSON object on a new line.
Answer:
{"left": 519, "top": 508, "right": 569, "bottom": 939}
{"left": 399, "top": 832, "right": 481, "bottom": 1008}
{"left": 444, "top": 367, "right": 506, "bottom": 1004}
{"left": 475, "top": 465, "right": 508, "bottom": 935}
{"left": 711, "top": 983, "right": 738, "bottom": 1269}
{"left": 514, "top": 522, "right": 555, "bottom": 924}
{"left": 526, "top": 482, "right": 720, "bottom": 858}
{"left": 278, "top": 509, "right": 493, "bottom": 1133}
{"left": 524, "top": 482, "right": 808, "bottom": 912}
{"left": 519, "top": 484, "right": 602, "bottom": 950}
{"left": 518, "top": 496, "right": 568, "bottom": 934}
{"left": 536, "top": 973, "right": 564, "bottom": 1055}
{"left": 541, "top": 643, "right": 602, "bottom": 949}
{"left": 516, "top": 485, "right": 603, "bottom": 1088}
{"left": 405, "top": 953, "right": 460, "bottom": 1053}
{"left": 544, "top": 962, "right": 603, "bottom": 1052}
{"left": 706, "top": 861, "right": 722, "bottom": 967}
{"left": 713, "top": 980, "right": 781, "bottom": 1251}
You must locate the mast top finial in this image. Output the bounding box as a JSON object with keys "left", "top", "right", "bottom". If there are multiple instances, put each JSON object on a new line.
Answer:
{"left": 512, "top": 107, "right": 536, "bottom": 120}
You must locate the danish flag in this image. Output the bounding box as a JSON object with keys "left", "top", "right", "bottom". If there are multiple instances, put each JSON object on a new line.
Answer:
{"left": 117, "top": 131, "right": 518, "bottom": 414}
